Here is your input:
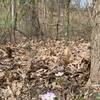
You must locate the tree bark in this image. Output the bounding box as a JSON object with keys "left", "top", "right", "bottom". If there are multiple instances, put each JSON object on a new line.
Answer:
{"left": 91, "top": 0, "right": 100, "bottom": 86}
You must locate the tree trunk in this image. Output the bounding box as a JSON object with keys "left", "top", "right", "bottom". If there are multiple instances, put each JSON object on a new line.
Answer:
{"left": 11, "top": 0, "right": 17, "bottom": 42}
{"left": 65, "top": 0, "right": 71, "bottom": 38}
{"left": 91, "top": 0, "right": 100, "bottom": 86}
{"left": 56, "top": 0, "right": 60, "bottom": 40}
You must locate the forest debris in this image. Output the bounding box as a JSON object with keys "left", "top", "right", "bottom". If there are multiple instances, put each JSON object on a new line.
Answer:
{"left": 0, "top": 72, "right": 4, "bottom": 78}
{"left": 63, "top": 47, "right": 71, "bottom": 65}
{"left": 0, "top": 39, "right": 91, "bottom": 99}
{"left": 0, "top": 49, "right": 7, "bottom": 57}
{"left": 6, "top": 47, "right": 13, "bottom": 58}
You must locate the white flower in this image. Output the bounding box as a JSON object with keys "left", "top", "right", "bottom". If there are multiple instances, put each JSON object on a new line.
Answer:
{"left": 40, "top": 92, "right": 56, "bottom": 100}
{"left": 55, "top": 72, "right": 64, "bottom": 76}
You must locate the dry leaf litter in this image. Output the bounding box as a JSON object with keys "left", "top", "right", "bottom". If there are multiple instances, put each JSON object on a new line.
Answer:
{"left": 0, "top": 39, "right": 93, "bottom": 100}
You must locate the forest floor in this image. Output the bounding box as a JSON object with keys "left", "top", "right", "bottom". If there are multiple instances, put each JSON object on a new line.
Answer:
{"left": 0, "top": 38, "right": 99, "bottom": 100}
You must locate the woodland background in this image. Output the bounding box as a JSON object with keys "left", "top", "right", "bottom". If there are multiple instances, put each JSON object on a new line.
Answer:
{"left": 0, "top": 0, "right": 92, "bottom": 42}
{"left": 0, "top": 0, "right": 100, "bottom": 100}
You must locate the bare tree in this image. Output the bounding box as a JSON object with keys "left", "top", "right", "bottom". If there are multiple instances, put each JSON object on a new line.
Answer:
{"left": 11, "top": 0, "right": 17, "bottom": 42}
{"left": 65, "top": 0, "right": 71, "bottom": 38}
{"left": 56, "top": 0, "right": 60, "bottom": 40}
